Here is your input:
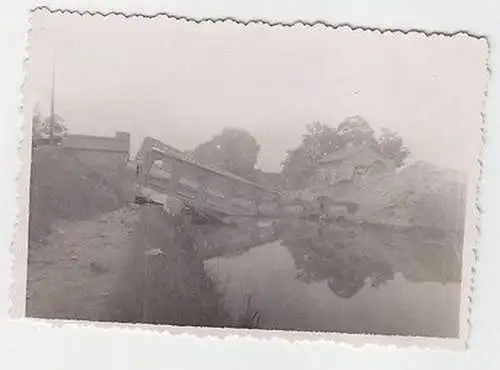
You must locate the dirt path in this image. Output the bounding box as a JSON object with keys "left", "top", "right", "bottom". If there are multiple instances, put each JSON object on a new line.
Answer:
{"left": 26, "top": 206, "right": 140, "bottom": 321}
{"left": 26, "top": 203, "right": 231, "bottom": 326}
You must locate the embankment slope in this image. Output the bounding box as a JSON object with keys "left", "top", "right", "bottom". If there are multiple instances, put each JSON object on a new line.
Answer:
{"left": 29, "top": 146, "right": 122, "bottom": 244}
{"left": 350, "top": 162, "right": 467, "bottom": 231}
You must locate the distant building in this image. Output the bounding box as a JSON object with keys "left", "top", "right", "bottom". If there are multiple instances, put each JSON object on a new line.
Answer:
{"left": 62, "top": 132, "right": 130, "bottom": 157}
{"left": 315, "top": 143, "right": 394, "bottom": 187}
{"left": 250, "top": 169, "right": 283, "bottom": 191}
{"left": 60, "top": 132, "right": 131, "bottom": 197}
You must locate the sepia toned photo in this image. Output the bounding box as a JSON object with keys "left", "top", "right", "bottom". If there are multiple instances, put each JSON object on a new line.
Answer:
{"left": 19, "top": 9, "right": 488, "bottom": 345}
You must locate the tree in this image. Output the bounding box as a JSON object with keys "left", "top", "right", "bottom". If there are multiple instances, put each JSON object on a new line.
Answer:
{"left": 336, "top": 115, "right": 377, "bottom": 146}
{"left": 281, "top": 117, "right": 411, "bottom": 188}
{"left": 302, "top": 121, "right": 342, "bottom": 164}
{"left": 336, "top": 117, "right": 410, "bottom": 167}
{"left": 32, "top": 111, "right": 68, "bottom": 145}
{"left": 31, "top": 106, "right": 42, "bottom": 141}
{"left": 281, "top": 122, "right": 341, "bottom": 188}
{"left": 282, "top": 146, "right": 314, "bottom": 189}
{"left": 378, "top": 128, "right": 410, "bottom": 168}
{"left": 193, "top": 127, "right": 260, "bottom": 178}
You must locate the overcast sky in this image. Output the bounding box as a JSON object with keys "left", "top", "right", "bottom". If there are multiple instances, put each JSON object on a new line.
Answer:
{"left": 25, "top": 11, "right": 489, "bottom": 173}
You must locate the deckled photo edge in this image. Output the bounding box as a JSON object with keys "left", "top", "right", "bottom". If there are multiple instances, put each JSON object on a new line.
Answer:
{"left": 9, "top": 7, "right": 492, "bottom": 352}
{"left": 10, "top": 7, "right": 38, "bottom": 319}
{"left": 463, "top": 35, "right": 492, "bottom": 349}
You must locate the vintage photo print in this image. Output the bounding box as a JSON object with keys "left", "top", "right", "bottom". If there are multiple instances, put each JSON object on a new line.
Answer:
{"left": 16, "top": 8, "right": 489, "bottom": 348}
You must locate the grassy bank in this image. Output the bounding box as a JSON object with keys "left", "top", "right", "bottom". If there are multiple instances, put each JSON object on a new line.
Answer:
{"left": 104, "top": 204, "right": 264, "bottom": 328}
{"left": 28, "top": 146, "right": 122, "bottom": 245}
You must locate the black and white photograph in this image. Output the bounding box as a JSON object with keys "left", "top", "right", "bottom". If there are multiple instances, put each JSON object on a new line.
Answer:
{"left": 21, "top": 9, "right": 488, "bottom": 342}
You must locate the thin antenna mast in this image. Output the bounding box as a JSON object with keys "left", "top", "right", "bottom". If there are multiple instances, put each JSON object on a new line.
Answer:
{"left": 49, "top": 54, "right": 56, "bottom": 144}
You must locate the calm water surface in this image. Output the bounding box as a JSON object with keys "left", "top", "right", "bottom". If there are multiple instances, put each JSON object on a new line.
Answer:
{"left": 204, "top": 220, "right": 462, "bottom": 337}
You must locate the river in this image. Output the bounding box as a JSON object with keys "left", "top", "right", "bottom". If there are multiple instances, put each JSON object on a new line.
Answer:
{"left": 203, "top": 219, "right": 462, "bottom": 338}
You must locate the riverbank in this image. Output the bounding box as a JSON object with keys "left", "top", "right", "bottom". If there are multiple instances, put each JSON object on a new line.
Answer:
{"left": 26, "top": 206, "right": 140, "bottom": 320}
{"left": 279, "top": 161, "right": 467, "bottom": 232}
{"left": 26, "top": 202, "right": 266, "bottom": 328}
{"left": 102, "top": 204, "right": 231, "bottom": 326}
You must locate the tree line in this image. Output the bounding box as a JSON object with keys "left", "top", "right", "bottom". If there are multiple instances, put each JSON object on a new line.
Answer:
{"left": 282, "top": 116, "right": 409, "bottom": 188}
{"left": 29, "top": 107, "right": 409, "bottom": 190}
{"left": 31, "top": 107, "right": 68, "bottom": 146}
{"left": 191, "top": 116, "right": 409, "bottom": 189}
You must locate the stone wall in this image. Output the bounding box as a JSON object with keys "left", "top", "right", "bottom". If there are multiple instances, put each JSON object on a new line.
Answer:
{"left": 60, "top": 132, "right": 131, "bottom": 201}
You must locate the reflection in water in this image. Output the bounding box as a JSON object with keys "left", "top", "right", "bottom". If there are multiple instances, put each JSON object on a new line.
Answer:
{"left": 110, "top": 207, "right": 462, "bottom": 337}
{"left": 204, "top": 219, "right": 462, "bottom": 338}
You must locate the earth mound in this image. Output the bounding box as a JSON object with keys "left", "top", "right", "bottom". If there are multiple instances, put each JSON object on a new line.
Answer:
{"left": 350, "top": 161, "right": 467, "bottom": 231}
{"left": 28, "top": 146, "right": 122, "bottom": 244}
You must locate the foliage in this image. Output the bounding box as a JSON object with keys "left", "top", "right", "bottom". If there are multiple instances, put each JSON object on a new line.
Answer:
{"left": 235, "top": 293, "right": 262, "bottom": 329}
{"left": 377, "top": 128, "right": 410, "bottom": 168}
{"left": 193, "top": 127, "right": 260, "bottom": 178}
{"left": 302, "top": 121, "right": 342, "bottom": 164}
{"left": 282, "top": 122, "right": 342, "bottom": 188}
{"left": 336, "top": 115, "right": 376, "bottom": 145}
{"left": 32, "top": 109, "right": 68, "bottom": 145}
{"left": 282, "top": 147, "right": 314, "bottom": 189}
{"left": 281, "top": 117, "right": 411, "bottom": 188}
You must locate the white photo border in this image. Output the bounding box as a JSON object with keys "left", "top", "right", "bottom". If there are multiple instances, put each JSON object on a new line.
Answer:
{"left": 1, "top": 1, "right": 499, "bottom": 369}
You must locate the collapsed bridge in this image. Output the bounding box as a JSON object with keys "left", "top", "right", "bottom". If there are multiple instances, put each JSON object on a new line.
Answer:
{"left": 134, "top": 137, "right": 282, "bottom": 218}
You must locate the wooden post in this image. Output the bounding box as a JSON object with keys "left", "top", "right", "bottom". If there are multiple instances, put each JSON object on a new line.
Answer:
{"left": 224, "top": 180, "right": 234, "bottom": 215}
{"left": 250, "top": 221, "right": 261, "bottom": 245}
{"left": 169, "top": 158, "right": 180, "bottom": 195}
{"left": 195, "top": 171, "right": 210, "bottom": 208}
{"left": 136, "top": 148, "right": 152, "bottom": 199}
{"left": 275, "top": 192, "right": 284, "bottom": 218}
{"left": 319, "top": 196, "right": 325, "bottom": 217}
{"left": 49, "top": 56, "right": 56, "bottom": 145}
{"left": 253, "top": 188, "right": 261, "bottom": 217}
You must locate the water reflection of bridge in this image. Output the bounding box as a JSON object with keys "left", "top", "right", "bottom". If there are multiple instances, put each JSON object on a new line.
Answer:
{"left": 193, "top": 219, "right": 280, "bottom": 261}
{"left": 199, "top": 218, "right": 462, "bottom": 299}
{"left": 109, "top": 204, "right": 462, "bottom": 331}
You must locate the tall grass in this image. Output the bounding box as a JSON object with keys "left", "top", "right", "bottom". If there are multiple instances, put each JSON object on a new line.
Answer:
{"left": 235, "top": 293, "right": 262, "bottom": 329}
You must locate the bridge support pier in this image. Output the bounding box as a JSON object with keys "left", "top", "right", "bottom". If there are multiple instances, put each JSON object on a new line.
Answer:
{"left": 195, "top": 172, "right": 210, "bottom": 209}
{"left": 168, "top": 159, "right": 180, "bottom": 195}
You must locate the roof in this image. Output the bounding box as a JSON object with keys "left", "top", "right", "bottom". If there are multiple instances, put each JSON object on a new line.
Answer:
{"left": 318, "top": 143, "right": 387, "bottom": 166}
{"left": 140, "top": 137, "right": 273, "bottom": 192}
{"left": 62, "top": 133, "right": 129, "bottom": 153}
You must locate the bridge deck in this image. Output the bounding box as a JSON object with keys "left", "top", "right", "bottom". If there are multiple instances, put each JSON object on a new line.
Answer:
{"left": 134, "top": 138, "right": 281, "bottom": 217}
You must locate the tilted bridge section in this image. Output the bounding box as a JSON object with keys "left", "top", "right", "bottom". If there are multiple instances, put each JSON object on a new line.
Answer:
{"left": 134, "top": 137, "right": 283, "bottom": 218}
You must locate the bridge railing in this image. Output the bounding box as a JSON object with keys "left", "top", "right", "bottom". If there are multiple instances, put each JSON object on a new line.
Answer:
{"left": 136, "top": 144, "right": 278, "bottom": 217}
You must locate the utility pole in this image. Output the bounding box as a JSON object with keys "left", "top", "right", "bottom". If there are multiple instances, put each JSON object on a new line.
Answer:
{"left": 49, "top": 54, "right": 56, "bottom": 145}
